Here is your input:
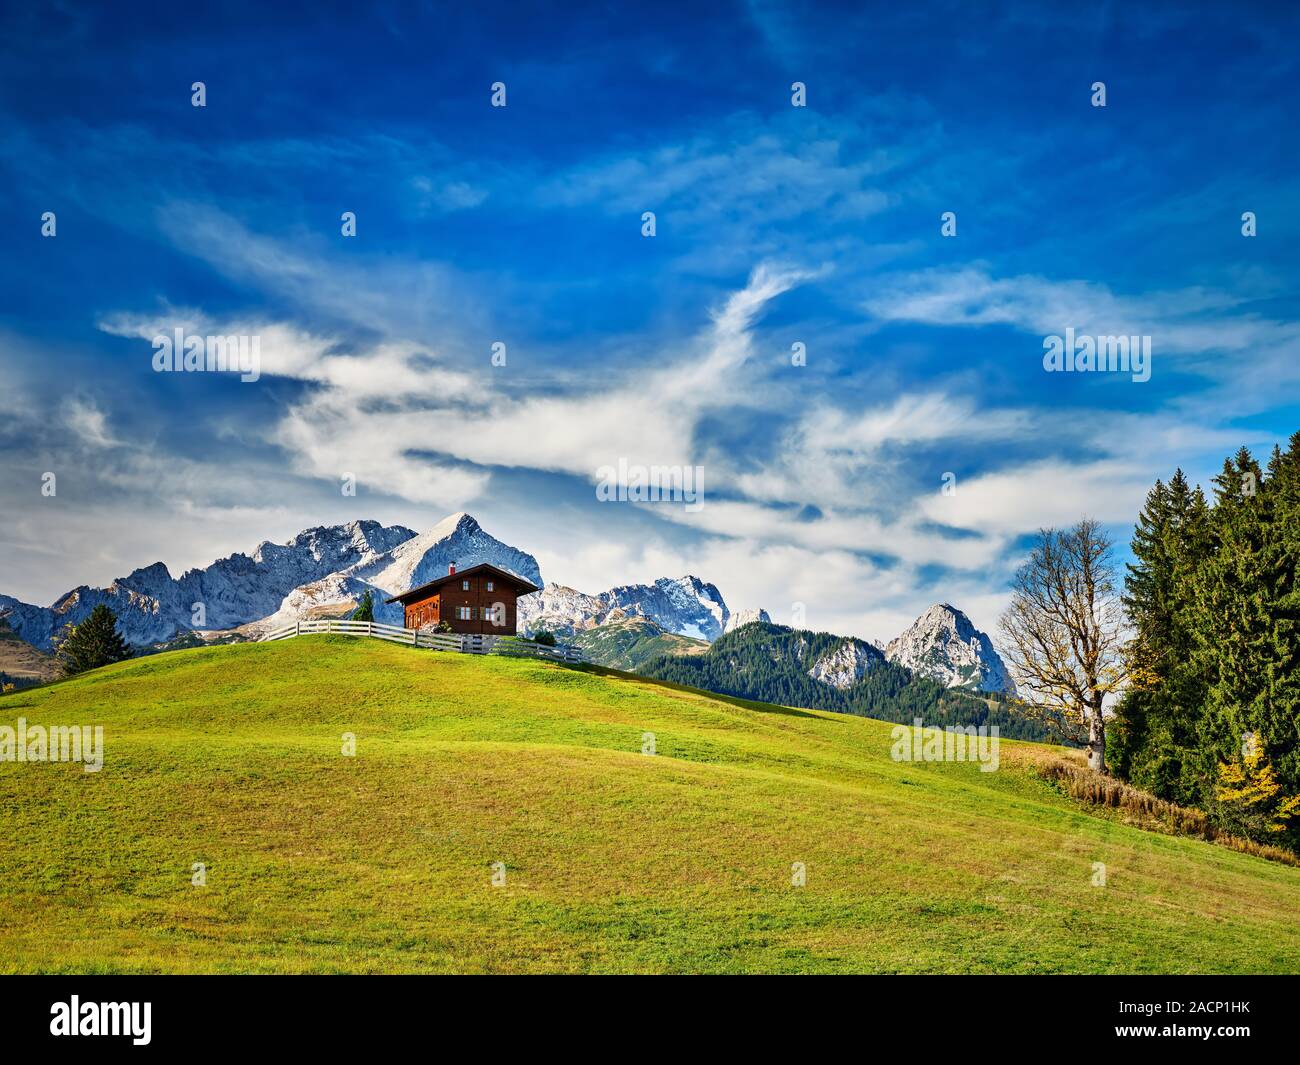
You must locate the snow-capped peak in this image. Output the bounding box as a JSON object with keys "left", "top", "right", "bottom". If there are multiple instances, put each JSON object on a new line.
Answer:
{"left": 518, "top": 574, "right": 732, "bottom": 641}
{"left": 265, "top": 513, "right": 542, "bottom": 629}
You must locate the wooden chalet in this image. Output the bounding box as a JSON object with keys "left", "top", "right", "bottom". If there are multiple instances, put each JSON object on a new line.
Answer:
{"left": 385, "top": 562, "right": 539, "bottom": 636}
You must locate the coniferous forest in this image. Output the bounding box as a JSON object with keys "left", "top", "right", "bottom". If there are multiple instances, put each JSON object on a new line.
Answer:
{"left": 1110, "top": 434, "right": 1300, "bottom": 851}
{"left": 641, "top": 623, "right": 1059, "bottom": 742}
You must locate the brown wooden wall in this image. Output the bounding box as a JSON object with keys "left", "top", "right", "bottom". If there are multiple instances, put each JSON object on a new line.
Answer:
{"left": 402, "top": 574, "right": 520, "bottom": 635}
{"left": 404, "top": 595, "right": 440, "bottom": 630}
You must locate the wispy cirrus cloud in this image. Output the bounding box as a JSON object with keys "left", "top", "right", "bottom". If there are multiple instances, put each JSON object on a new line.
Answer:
{"left": 864, "top": 265, "right": 1300, "bottom": 377}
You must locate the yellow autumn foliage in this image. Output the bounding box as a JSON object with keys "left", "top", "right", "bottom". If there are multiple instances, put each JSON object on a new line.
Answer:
{"left": 1215, "top": 741, "right": 1300, "bottom": 834}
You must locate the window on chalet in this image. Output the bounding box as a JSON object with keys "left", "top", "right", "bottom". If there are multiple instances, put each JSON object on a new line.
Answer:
{"left": 462, "top": 579, "right": 470, "bottom": 590}
{"left": 486, "top": 581, "right": 494, "bottom": 591}
{"left": 457, "top": 606, "right": 472, "bottom": 620}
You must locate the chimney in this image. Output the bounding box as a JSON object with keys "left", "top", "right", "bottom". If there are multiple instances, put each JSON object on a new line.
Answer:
{"left": 448, "top": 562, "right": 456, "bottom": 575}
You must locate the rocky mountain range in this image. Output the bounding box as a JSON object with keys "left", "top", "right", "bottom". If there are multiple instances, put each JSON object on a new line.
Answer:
{"left": 260, "top": 512, "right": 543, "bottom": 630}
{"left": 0, "top": 513, "right": 537, "bottom": 651}
{"left": 884, "top": 603, "right": 1016, "bottom": 695}
{"left": 0, "top": 513, "right": 1014, "bottom": 697}
{"left": 519, "top": 575, "right": 740, "bottom": 641}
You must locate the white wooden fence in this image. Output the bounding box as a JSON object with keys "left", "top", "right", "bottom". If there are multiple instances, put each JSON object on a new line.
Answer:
{"left": 259, "top": 618, "right": 585, "bottom": 664}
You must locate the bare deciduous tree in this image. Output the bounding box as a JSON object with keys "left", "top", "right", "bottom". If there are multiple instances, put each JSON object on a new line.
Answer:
{"left": 999, "top": 519, "right": 1128, "bottom": 773}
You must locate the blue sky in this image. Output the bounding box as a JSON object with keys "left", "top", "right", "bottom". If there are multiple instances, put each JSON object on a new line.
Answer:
{"left": 2, "top": 0, "right": 1298, "bottom": 640}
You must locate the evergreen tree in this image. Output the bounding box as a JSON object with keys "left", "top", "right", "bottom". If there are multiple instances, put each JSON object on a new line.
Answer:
{"left": 54, "top": 604, "right": 132, "bottom": 677}
{"left": 1254, "top": 435, "right": 1300, "bottom": 844}
{"left": 1111, "top": 470, "right": 1211, "bottom": 801}
{"left": 1114, "top": 438, "right": 1300, "bottom": 852}
{"left": 1110, "top": 480, "right": 1170, "bottom": 781}
{"left": 640, "top": 623, "right": 1058, "bottom": 741}
{"left": 1190, "top": 446, "right": 1271, "bottom": 813}
{"left": 351, "top": 591, "right": 375, "bottom": 623}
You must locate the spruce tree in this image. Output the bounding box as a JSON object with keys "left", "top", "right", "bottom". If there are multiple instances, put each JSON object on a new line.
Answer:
{"left": 1112, "top": 479, "right": 1170, "bottom": 786}
{"left": 1115, "top": 441, "right": 1299, "bottom": 849}
{"left": 351, "top": 590, "right": 375, "bottom": 623}
{"left": 1255, "top": 435, "right": 1300, "bottom": 847}
{"left": 1190, "top": 447, "right": 1273, "bottom": 814}
{"left": 55, "top": 604, "right": 132, "bottom": 677}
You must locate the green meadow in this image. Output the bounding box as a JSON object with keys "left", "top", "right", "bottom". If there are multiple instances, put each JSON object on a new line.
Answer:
{"left": 1, "top": 635, "right": 1297, "bottom": 974}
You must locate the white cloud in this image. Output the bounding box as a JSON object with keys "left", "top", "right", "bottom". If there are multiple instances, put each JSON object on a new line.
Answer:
{"left": 61, "top": 397, "right": 116, "bottom": 449}
{"left": 253, "top": 263, "right": 811, "bottom": 499}
{"left": 917, "top": 458, "right": 1153, "bottom": 536}
{"left": 540, "top": 121, "right": 901, "bottom": 233}
{"left": 864, "top": 266, "right": 1300, "bottom": 389}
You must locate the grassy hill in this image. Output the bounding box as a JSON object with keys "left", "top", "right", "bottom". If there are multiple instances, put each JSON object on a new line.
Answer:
{"left": 1, "top": 636, "right": 1298, "bottom": 974}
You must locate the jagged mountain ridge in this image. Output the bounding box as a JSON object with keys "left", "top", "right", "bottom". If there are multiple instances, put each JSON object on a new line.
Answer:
{"left": 884, "top": 603, "right": 1015, "bottom": 695}
{"left": 0, "top": 520, "right": 416, "bottom": 650}
{"left": 518, "top": 576, "right": 749, "bottom": 642}
{"left": 1, "top": 516, "right": 1015, "bottom": 700}
{"left": 0, "top": 514, "right": 541, "bottom": 650}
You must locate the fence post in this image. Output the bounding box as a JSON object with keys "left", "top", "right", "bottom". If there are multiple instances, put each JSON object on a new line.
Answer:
{"left": 295, "top": 621, "right": 300, "bottom": 637}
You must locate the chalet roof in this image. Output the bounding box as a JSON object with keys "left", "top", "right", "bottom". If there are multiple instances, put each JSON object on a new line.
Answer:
{"left": 384, "top": 563, "right": 540, "bottom": 604}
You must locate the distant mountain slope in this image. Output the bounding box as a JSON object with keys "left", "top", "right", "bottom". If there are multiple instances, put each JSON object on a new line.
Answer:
{"left": 641, "top": 622, "right": 1049, "bottom": 741}
{"left": 0, "top": 617, "right": 57, "bottom": 686}
{"left": 723, "top": 608, "right": 771, "bottom": 633}
{"left": 601, "top": 576, "right": 728, "bottom": 640}
{"left": 569, "top": 614, "right": 708, "bottom": 670}
{"left": 518, "top": 575, "right": 732, "bottom": 640}
{"left": 885, "top": 604, "right": 1016, "bottom": 695}
{"left": 0, "top": 519, "right": 416, "bottom": 650}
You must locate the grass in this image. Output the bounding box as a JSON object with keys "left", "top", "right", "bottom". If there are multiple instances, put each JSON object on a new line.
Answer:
{"left": 1, "top": 635, "right": 1298, "bottom": 974}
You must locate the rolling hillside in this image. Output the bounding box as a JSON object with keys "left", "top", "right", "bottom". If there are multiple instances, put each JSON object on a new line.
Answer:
{"left": 1, "top": 637, "right": 1298, "bottom": 974}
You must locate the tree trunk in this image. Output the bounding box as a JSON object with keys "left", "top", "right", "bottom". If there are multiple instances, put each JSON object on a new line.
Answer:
{"left": 1087, "top": 704, "right": 1106, "bottom": 774}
